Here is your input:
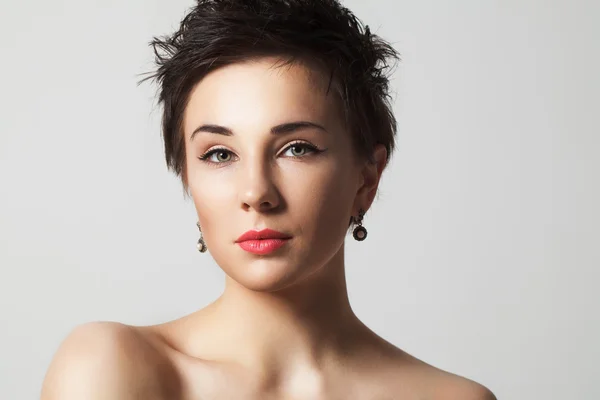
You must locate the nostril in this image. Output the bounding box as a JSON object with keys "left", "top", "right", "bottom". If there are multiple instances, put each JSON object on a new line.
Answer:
{"left": 260, "top": 201, "right": 274, "bottom": 210}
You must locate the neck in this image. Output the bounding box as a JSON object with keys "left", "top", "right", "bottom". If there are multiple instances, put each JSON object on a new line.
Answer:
{"left": 192, "top": 245, "right": 368, "bottom": 383}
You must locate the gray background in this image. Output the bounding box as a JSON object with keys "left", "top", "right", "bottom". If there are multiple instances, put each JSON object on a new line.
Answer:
{"left": 1, "top": 0, "right": 598, "bottom": 398}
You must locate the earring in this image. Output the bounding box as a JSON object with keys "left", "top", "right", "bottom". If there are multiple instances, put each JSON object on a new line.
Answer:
{"left": 352, "top": 208, "right": 368, "bottom": 241}
{"left": 196, "top": 222, "right": 207, "bottom": 253}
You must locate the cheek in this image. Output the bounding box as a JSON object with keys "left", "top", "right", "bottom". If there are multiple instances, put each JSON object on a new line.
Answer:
{"left": 188, "top": 168, "right": 237, "bottom": 233}
{"left": 285, "top": 159, "right": 356, "bottom": 238}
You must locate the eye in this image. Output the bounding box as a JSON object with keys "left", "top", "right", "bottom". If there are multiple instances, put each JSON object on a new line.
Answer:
{"left": 199, "top": 148, "right": 235, "bottom": 164}
{"left": 281, "top": 142, "right": 320, "bottom": 158}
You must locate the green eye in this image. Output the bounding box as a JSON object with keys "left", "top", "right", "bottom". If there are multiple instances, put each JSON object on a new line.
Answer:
{"left": 282, "top": 142, "right": 319, "bottom": 157}
{"left": 214, "top": 151, "right": 231, "bottom": 162}
{"left": 199, "top": 148, "right": 234, "bottom": 163}
{"left": 290, "top": 145, "right": 306, "bottom": 156}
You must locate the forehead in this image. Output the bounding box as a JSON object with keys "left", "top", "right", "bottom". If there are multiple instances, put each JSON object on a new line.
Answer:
{"left": 183, "top": 57, "right": 343, "bottom": 136}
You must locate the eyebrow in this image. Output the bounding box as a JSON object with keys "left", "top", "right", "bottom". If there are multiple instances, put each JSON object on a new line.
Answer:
{"left": 190, "top": 121, "right": 328, "bottom": 141}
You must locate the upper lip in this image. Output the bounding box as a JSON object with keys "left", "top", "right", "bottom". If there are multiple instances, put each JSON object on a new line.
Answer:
{"left": 235, "top": 229, "right": 292, "bottom": 242}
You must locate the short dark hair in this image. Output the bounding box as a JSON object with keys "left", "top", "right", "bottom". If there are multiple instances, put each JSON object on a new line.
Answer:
{"left": 142, "top": 0, "right": 399, "bottom": 188}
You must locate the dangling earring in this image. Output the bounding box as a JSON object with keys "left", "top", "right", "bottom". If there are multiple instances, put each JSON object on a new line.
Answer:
{"left": 352, "top": 208, "right": 368, "bottom": 241}
{"left": 196, "top": 222, "right": 207, "bottom": 253}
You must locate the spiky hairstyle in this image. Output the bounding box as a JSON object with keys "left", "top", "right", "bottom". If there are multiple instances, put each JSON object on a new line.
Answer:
{"left": 143, "top": 0, "right": 399, "bottom": 188}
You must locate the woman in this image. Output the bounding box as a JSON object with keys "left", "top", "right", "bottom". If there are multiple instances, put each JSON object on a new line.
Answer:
{"left": 42, "top": 1, "right": 496, "bottom": 398}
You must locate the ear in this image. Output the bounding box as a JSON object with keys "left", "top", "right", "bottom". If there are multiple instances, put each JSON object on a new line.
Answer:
{"left": 353, "top": 144, "right": 387, "bottom": 213}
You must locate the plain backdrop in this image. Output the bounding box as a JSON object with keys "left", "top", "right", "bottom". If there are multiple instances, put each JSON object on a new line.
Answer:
{"left": 1, "top": 0, "right": 599, "bottom": 398}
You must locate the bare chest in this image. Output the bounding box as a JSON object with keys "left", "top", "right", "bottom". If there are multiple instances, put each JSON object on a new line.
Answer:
{"left": 166, "top": 356, "right": 430, "bottom": 400}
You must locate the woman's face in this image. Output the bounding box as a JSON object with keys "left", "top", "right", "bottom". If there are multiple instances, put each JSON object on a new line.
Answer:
{"left": 183, "top": 57, "right": 378, "bottom": 292}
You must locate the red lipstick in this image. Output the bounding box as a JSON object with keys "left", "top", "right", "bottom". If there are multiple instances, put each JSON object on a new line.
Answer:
{"left": 235, "top": 229, "right": 292, "bottom": 255}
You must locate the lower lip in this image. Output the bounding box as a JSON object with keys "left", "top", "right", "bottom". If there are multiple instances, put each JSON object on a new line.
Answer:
{"left": 237, "top": 238, "right": 290, "bottom": 255}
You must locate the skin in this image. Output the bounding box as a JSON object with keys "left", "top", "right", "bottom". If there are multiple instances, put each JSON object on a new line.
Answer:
{"left": 41, "top": 57, "right": 496, "bottom": 400}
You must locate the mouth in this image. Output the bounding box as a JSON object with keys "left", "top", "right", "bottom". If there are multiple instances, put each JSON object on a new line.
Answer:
{"left": 235, "top": 229, "right": 292, "bottom": 255}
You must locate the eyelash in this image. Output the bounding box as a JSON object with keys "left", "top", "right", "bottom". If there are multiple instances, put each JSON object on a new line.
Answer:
{"left": 198, "top": 141, "right": 324, "bottom": 165}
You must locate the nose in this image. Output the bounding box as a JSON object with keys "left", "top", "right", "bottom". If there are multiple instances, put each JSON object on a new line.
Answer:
{"left": 239, "top": 160, "right": 281, "bottom": 213}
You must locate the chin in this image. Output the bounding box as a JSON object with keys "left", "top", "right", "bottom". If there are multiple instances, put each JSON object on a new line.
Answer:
{"left": 225, "top": 258, "right": 310, "bottom": 292}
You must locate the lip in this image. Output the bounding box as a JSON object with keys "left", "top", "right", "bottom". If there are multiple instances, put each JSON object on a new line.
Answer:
{"left": 236, "top": 229, "right": 291, "bottom": 242}
{"left": 236, "top": 229, "right": 292, "bottom": 255}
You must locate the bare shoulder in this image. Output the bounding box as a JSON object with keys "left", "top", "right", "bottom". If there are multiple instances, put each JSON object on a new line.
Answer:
{"left": 376, "top": 345, "right": 496, "bottom": 400}
{"left": 41, "top": 321, "right": 180, "bottom": 400}
{"left": 431, "top": 371, "right": 497, "bottom": 400}
{"left": 410, "top": 356, "right": 497, "bottom": 400}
